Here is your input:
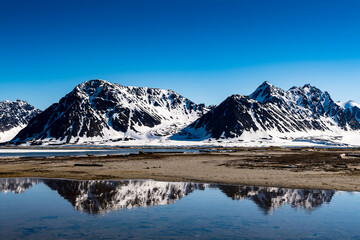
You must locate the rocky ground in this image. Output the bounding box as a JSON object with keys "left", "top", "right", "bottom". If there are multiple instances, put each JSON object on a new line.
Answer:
{"left": 1, "top": 147, "right": 360, "bottom": 191}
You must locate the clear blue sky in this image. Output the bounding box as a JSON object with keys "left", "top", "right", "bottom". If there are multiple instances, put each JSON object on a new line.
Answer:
{"left": 1, "top": 0, "right": 360, "bottom": 110}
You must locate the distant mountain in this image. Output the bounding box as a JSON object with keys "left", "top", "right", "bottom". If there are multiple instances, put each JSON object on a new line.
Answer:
{"left": 172, "top": 82, "right": 360, "bottom": 142}
{"left": 0, "top": 100, "right": 41, "bottom": 143}
{"left": 10, "top": 79, "right": 208, "bottom": 145}
{"left": 337, "top": 100, "right": 360, "bottom": 111}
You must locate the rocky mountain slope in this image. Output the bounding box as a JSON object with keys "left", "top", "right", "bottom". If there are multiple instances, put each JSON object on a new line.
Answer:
{"left": 10, "top": 79, "right": 208, "bottom": 145}
{"left": 172, "top": 82, "right": 360, "bottom": 144}
{"left": 0, "top": 100, "right": 41, "bottom": 143}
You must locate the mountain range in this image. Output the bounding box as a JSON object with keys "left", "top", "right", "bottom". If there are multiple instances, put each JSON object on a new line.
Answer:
{"left": 2, "top": 79, "right": 360, "bottom": 146}
{"left": 172, "top": 81, "right": 360, "bottom": 143}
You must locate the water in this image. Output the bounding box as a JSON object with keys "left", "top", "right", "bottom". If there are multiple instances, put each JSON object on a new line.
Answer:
{"left": 0, "top": 148, "right": 200, "bottom": 158}
{"left": 0, "top": 178, "right": 359, "bottom": 239}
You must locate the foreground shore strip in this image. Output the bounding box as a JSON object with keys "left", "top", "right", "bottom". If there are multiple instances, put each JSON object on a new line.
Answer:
{"left": 1, "top": 148, "right": 360, "bottom": 191}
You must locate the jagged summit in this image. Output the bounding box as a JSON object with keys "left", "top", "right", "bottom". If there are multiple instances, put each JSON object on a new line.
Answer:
{"left": 0, "top": 100, "right": 41, "bottom": 143}
{"left": 173, "top": 82, "right": 360, "bottom": 141}
{"left": 249, "top": 81, "right": 286, "bottom": 104}
{"left": 10, "top": 79, "right": 208, "bottom": 145}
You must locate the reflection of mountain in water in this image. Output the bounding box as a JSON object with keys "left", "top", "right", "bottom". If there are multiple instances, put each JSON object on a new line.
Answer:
{"left": 216, "top": 185, "right": 334, "bottom": 214}
{"left": 0, "top": 178, "right": 335, "bottom": 214}
{"left": 0, "top": 178, "right": 39, "bottom": 193}
{"left": 43, "top": 179, "right": 205, "bottom": 214}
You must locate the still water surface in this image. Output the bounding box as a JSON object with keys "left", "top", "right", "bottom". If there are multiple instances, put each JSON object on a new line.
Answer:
{"left": 0, "top": 178, "right": 359, "bottom": 239}
{"left": 0, "top": 148, "right": 199, "bottom": 158}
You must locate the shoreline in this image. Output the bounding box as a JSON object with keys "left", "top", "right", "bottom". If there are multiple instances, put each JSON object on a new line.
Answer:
{"left": 1, "top": 148, "right": 360, "bottom": 191}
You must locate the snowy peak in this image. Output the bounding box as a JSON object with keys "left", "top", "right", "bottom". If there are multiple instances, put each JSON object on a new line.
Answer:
{"left": 0, "top": 100, "right": 40, "bottom": 130}
{"left": 249, "top": 81, "right": 286, "bottom": 104}
{"left": 0, "top": 100, "right": 41, "bottom": 143}
{"left": 10, "top": 79, "right": 208, "bottom": 145}
{"left": 337, "top": 100, "right": 360, "bottom": 110}
{"left": 286, "top": 84, "right": 336, "bottom": 116}
{"left": 174, "top": 81, "right": 360, "bottom": 141}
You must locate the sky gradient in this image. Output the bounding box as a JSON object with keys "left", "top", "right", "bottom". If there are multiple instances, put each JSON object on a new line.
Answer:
{"left": 1, "top": 0, "right": 360, "bottom": 110}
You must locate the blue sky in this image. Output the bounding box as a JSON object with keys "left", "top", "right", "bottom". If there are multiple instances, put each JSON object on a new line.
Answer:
{"left": 1, "top": 0, "right": 360, "bottom": 110}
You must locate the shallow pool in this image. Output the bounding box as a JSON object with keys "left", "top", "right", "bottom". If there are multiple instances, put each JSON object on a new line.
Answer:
{"left": 0, "top": 178, "right": 359, "bottom": 239}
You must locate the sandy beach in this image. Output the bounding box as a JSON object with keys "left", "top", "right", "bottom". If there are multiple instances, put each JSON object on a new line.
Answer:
{"left": 1, "top": 147, "right": 360, "bottom": 191}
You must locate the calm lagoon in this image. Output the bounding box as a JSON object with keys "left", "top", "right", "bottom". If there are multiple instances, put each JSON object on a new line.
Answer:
{"left": 0, "top": 148, "right": 200, "bottom": 158}
{"left": 0, "top": 178, "right": 359, "bottom": 239}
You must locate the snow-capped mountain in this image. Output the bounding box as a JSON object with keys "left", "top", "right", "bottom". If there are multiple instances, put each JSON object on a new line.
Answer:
{"left": 10, "top": 79, "right": 208, "bottom": 145}
{"left": 0, "top": 100, "right": 41, "bottom": 143}
{"left": 336, "top": 100, "right": 360, "bottom": 122}
{"left": 337, "top": 100, "right": 360, "bottom": 110}
{"left": 172, "top": 82, "right": 360, "bottom": 145}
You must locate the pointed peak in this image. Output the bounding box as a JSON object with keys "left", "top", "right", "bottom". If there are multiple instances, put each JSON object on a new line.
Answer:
{"left": 259, "top": 81, "right": 272, "bottom": 88}
{"left": 249, "top": 81, "right": 284, "bottom": 103}
{"left": 254, "top": 81, "right": 279, "bottom": 93}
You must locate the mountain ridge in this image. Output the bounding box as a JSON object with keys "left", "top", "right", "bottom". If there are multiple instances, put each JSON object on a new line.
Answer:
{"left": 172, "top": 81, "right": 360, "bottom": 144}
{"left": 10, "top": 79, "right": 208, "bottom": 145}
{"left": 5, "top": 80, "right": 360, "bottom": 146}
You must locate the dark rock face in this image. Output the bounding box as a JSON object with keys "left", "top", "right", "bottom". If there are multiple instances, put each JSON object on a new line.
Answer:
{"left": 173, "top": 95, "right": 259, "bottom": 139}
{"left": 0, "top": 100, "right": 41, "bottom": 142}
{"left": 173, "top": 81, "right": 360, "bottom": 140}
{"left": 10, "top": 79, "right": 207, "bottom": 144}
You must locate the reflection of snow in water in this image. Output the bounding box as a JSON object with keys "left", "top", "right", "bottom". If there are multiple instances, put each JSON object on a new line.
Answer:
{"left": 215, "top": 185, "right": 334, "bottom": 213}
{"left": 0, "top": 178, "right": 40, "bottom": 194}
{"left": 44, "top": 179, "right": 206, "bottom": 214}
{"left": 0, "top": 178, "right": 336, "bottom": 215}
